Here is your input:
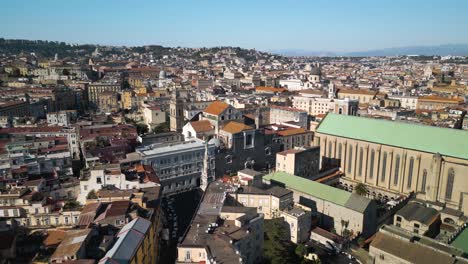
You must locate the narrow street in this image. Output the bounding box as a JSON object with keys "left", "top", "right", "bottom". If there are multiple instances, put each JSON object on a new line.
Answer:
{"left": 158, "top": 189, "right": 203, "bottom": 263}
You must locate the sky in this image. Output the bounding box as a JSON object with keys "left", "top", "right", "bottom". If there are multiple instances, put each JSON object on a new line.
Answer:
{"left": 1, "top": 0, "right": 468, "bottom": 53}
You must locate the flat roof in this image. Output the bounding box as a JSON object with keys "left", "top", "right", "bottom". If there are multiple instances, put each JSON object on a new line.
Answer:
{"left": 137, "top": 139, "right": 212, "bottom": 156}
{"left": 316, "top": 113, "right": 468, "bottom": 160}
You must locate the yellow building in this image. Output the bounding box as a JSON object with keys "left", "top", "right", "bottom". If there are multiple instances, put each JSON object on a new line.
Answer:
{"left": 337, "top": 89, "right": 380, "bottom": 104}
{"left": 417, "top": 95, "right": 464, "bottom": 110}
{"left": 121, "top": 90, "right": 134, "bottom": 110}
{"left": 87, "top": 82, "right": 122, "bottom": 109}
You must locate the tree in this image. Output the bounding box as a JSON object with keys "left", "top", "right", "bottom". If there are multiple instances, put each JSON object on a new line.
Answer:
{"left": 135, "top": 123, "right": 149, "bottom": 135}
{"left": 153, "top": 122, "right": 169, "bottom": 133}
{"left": 62, "top": 69, "right": 70, "bottom": 75}
{"left": 354, "top": 183, "right": 367, "bottom": 196}
{"left": 63, "top": 200, "right": 81, "bottom": 210}
{"left": 295, "top": 243, "right": 307, "bottom": 258}
{"left": 87, "top": 189, "right": 98, "bottom": 199}
{"left": 263, "top": 218, "right": 301, "bottom": 264}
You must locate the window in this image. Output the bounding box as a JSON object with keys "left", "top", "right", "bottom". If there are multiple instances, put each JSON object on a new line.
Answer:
{"left": 185, "top": 251, "right": 191, "bottom": 261}
{"left": 96, "top": 177, "right": 102, "bottom": 184}
{"left": 369, "top": 150, "right": 375, "bottom": 179}
{"left": 338, "top": 143, "right": 342, "bottom": 160}
{"left": 445, "top": 169, "right": 455, "bottom": 200}
{"left": 347, "top": 145, "right": 353, "bottom": 174}
{"left": 394, "top": 155, "right": 400, "bottom": 185}
{"left": 328, "top": 143, "right": 332, "bottom": 157}
{"left": 421, "top": 169, "right": 427, "bottom": 192}
{"left": 381, "top": 152, "right": 388, "bottom": 181}
{"left": 245, "top": 134, "right": 253, "bottom": 147}
{"left": 358, "top": 147, "right": 364, "bottom": 176}
{"left": 407, "top": 157, "right": 414, "bottom": 188}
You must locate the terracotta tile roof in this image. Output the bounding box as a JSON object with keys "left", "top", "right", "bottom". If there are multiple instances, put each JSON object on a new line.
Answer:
{"left": 338, "top": 88, "right": 377, "bottom": 95}
{"left": 277, "top": 128, "right": 309, "bottom": 136}
{"left": 255, "top": 86, "right": 287, "bottom": 93}
{"left": 190, "top": 120, "right": 214, "bottom": 133}
{"left": 418, "top": 95, "right": 463, "bottom": 104}
{"left": 43, "top": 230, "right": 67, "bottom": 248}
{"left": 0, "top": 126, "right": 63, "bottom": 134}
{"left": 204, "top": 101, "right": 230, "bottom": 115}
{"left": 221, "top": 121, "right": 253, "bottom": 134}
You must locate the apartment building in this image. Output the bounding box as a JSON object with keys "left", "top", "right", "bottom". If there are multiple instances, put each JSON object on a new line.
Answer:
{"left": 138, "top": 139, "right": 215, "bottom": 195}
{"left": 269, "top": 106, "right": 308, "bottom": 129}
{"left": 276, "top": 147, "right": 320, "bottom": 178}
{"left": 177, "top": 181, "right": 264, "bottom": 264}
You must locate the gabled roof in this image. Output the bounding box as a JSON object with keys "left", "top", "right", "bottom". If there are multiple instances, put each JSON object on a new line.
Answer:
{"left": 263, "top": 171, "right": 372, "bottom": 212}
{"left": 204, "top": 101, "right": 231, "bottom": 115}
{"left": 221, "top": 121, "right": 253, "bottom": 134}
{"left": 396, "top": 202, "right": 439, "bottom": 225}
{"left": 189, "top": 120, "right": 214, "bottom": 133}
{"left": 277, "top": 128, "right": 309, "bottom": 136}
{"left": 99, "top": 218, "right": 151, "bottom": 264}
{"left": 316, "top": 113, "right": 468, "bottom": 160}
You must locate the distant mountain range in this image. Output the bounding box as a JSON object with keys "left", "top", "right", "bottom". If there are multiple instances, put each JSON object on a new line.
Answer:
{"left": 272, "top": 44, "right": 468, "bottom": 57}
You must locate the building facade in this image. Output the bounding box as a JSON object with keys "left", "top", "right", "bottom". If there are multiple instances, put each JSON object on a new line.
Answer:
{"left": 138, "top": 139, "right": 215, "bottom": 195}
{"left": 314, "top": 114, "right": 468, "bottom": 221}
{"left": 276, "top": 147, "right": 320, "bottom": 178}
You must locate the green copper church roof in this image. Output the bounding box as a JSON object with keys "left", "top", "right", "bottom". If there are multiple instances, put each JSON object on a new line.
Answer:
{"left": 263, "top": 171, "right": 351, "bottom": 206}
{"left": 316, "top": 114, "right": 468, "bottom": 160}
{"left": 451, "top": 227, "right": 468, "bottom": 254}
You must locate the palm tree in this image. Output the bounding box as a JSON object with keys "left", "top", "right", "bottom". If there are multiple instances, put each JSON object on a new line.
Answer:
{"left": 355, "top": 183, "right": 367, "bottom": 196}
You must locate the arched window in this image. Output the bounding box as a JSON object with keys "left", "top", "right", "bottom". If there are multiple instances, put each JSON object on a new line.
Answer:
{"left": 358, "top": 147, "right": 364, "bottom": 176}
{"left": 347, "top": 145, "right": 353, "bottom": 174}
{"left": 381, "top": 152, "right": 387, "bottom": 181}
{"left": 369, "top": 149, "right": 375, "bottom": 179}
{"left": 421, "top": 169, "right": 427, "bottom": 192}
{"left": 394, "top": 155, "right": 400, "bottom": 185}
{"left": 407, "top": 157, "right": 414, "bottom": 189}
{"left": 445, "top": 169, "right": 455, "bottom": 200}
{"left": 338, "top": 143, "right": 342, "bottom": 160}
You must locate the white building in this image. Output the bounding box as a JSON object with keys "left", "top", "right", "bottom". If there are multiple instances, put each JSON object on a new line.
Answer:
{"left": 142, "top": 104, "right": 166, "bottom": 130}
{"left": 269, "top": 106, "right": 308, "bottom": 129}
{"left": 78, "top": 164, "right": 157, "bottom": 204}
{"left": 292, "top": 96, "right": 358, "bottom": 116}
{"left": 280, "top": 79, "right": 309, "bottom": 91}
{"left": 46, "top": 110, "right": 77, "bottom": 126}
{"left": 388, "top": 95, "right": 419, "bottom": 110}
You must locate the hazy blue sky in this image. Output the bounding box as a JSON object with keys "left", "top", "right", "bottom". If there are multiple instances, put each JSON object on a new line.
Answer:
{"left": 1, "top": 0, "right": 467, "bottom": 52}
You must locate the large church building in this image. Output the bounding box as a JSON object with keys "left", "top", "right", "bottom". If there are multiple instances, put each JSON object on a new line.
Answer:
{"left": 314, "top": 114, "right": 468, "bottom": 223}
